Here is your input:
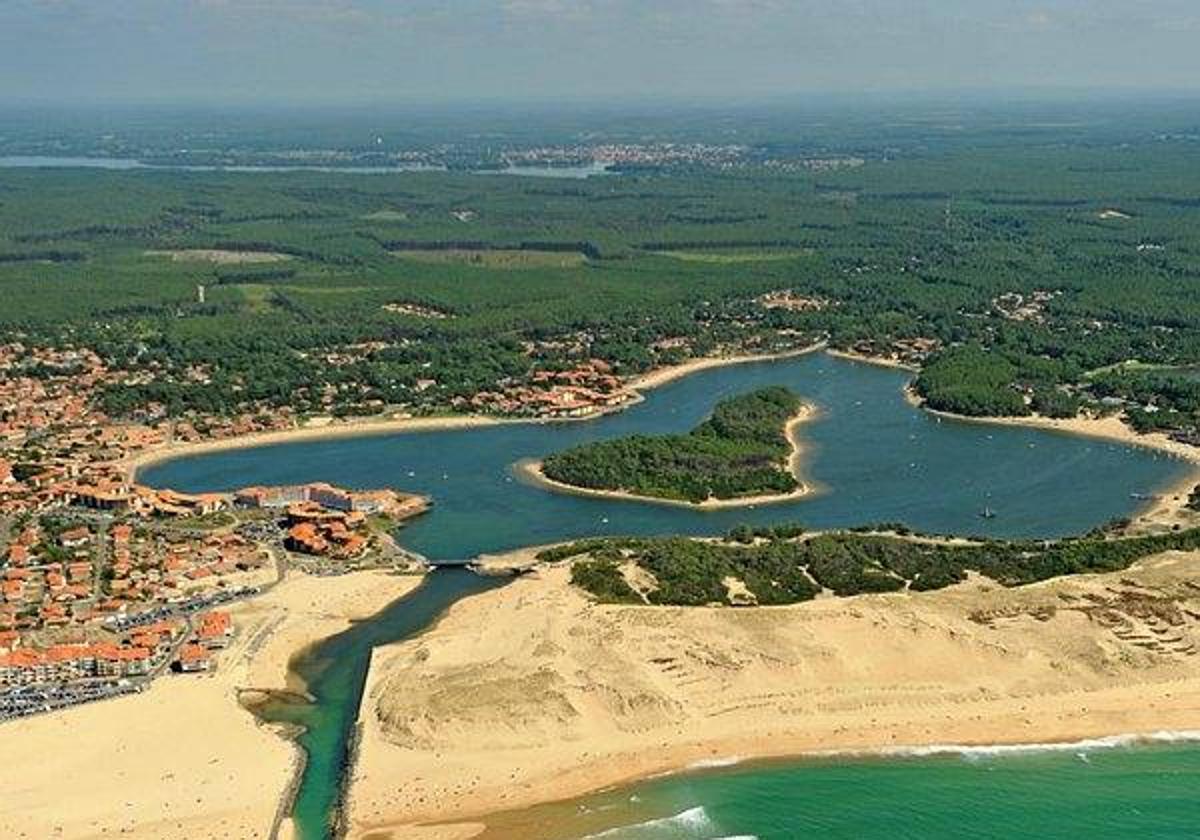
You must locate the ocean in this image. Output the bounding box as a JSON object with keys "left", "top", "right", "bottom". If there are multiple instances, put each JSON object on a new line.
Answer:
{"left": 481, "top": 738, "right": 1200, "bottom": 839}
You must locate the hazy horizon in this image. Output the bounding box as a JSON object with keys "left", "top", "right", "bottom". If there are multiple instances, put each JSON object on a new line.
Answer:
{"left": 4, "top": 1, "right": 1199, "bottom": 106}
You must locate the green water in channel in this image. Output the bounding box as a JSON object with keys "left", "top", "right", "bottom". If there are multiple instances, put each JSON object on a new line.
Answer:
{"left": 140, "top": 353, "right": 1200, "bottom": 839}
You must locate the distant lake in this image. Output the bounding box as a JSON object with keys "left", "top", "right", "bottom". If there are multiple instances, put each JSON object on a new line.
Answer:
{"left": 480, "top": 161, "right": 613, "bottom": 178}
{"left": 0, "top": 155, "right": 613, "bottom": 178}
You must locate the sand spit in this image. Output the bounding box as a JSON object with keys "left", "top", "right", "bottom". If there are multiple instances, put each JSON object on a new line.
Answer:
{"left": 346, "top": 551, "right": 1200, "bottom": 838}
{"left": 628, "top": 342, "right": 826, "bottom": 391}
{"left": 0, "top": 569, "right": 422, "bottom": 840}
{"left": 824, "top": 348, "right": 920, "bottom": 371}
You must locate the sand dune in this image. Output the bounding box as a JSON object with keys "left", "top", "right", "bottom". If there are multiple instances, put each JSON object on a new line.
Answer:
{"left": 346, "top": 551, "right": 1200, "bottom": 839}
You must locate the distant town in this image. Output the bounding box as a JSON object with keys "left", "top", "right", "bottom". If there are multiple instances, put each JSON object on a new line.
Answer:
{"left": 84, "top": 141, "right": 868, "bottom": 174}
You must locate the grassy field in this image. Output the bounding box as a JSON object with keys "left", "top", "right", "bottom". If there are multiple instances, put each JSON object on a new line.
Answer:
{"left": 655, "top": 248, "right": 813, "bottom": 263}
{"left": 392, "top": 248, "right": 589, "bottom": 268}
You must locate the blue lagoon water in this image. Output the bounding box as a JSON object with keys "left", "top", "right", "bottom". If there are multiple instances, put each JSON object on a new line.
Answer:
{"left": 143, "top": 353, "right": 1192, "bottom": 561}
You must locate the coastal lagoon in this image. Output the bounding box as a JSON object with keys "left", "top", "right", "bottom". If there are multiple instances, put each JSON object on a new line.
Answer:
{"left": 140, "top": 353, "right": 1198, "bottom": 840}
{"left": 144, "top": 352, "right": 1194, "bottom": 560}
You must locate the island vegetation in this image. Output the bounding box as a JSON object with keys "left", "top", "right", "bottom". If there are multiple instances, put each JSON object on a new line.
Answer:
{"left": 540, "top": 387, "right": 805, "bottom": 503}
{"left": 538, "top": 525, "right": 1200, "bottom": 606}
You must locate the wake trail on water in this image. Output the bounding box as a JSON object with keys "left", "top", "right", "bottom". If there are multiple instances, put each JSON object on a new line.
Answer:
{"left": 579, "top": 805, "right": 756, "bottom": 840}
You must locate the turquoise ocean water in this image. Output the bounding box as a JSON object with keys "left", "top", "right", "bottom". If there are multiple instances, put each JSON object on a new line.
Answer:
{"left": 481, "top": 739, "right": 1200, "bottom": 839}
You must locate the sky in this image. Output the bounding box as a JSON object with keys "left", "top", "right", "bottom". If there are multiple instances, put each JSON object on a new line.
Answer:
{"left": 2, "top": 0, "right": 1199, "bottom": 105}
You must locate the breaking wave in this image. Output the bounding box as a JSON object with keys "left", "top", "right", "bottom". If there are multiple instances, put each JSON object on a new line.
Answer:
{"left": 874, "top": 730, "right": 1200, "bottom": 760}
{"left": 582, "top": 805, "right": 728, "bottom": 838}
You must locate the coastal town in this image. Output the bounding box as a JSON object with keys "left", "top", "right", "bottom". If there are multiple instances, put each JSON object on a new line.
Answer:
{"left": 0, "top": 474, "right": 427, "bottom": 720}
{"left": 0, "top": 338, "right": 436, "bottom": 719}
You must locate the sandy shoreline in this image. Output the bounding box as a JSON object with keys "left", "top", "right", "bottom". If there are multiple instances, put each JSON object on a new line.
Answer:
{"left": 345, "top": 551, "right": 1200, "bottom": 839}
{"left": 627, "top": 341, "right": 826, "bottom": 391}
{"left": 824, "top": 347, "right": 920, "bottom": 372}
{"left": 514, "top": 404, "right": 818, "bottom": 510}
{"left": 124, "top": 415, "right": 507, "bottom": 480}
{"left": 0, "top": 569, "right": 423, "bottom": 840}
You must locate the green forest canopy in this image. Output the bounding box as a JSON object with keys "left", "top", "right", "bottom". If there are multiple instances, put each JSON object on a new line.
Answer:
{"left": 539, "top": 525, "right": 1200, "bottom": 606}
{"left": 541, "top": 387, "right": 804, "bottom": 503}
{"left": 3, "top": 125, "right": 1200, "bottom": 433}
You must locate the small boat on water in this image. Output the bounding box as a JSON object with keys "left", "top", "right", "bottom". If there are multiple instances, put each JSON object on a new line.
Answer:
{"left": 979, "top": 506, "right": 997, "bottom": 519}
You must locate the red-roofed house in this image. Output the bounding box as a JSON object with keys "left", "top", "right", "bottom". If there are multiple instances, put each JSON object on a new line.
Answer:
{"left": 176, "top": 643, "right": 213, "bottom": 673}
{"left": 58, "top": 526, "right": 91, "bottom": 548}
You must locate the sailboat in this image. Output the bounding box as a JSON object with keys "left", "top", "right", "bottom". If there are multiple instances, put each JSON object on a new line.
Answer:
{"left": 978, "top": 505, "right": 996, "bottom": 519}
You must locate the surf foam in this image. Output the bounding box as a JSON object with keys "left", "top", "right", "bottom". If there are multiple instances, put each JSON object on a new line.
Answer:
{"left": 583, "top": 805, "right": 713, "bottom": 838}
{"left": 871, "top": 730, "right": 1200, "bottom": 760}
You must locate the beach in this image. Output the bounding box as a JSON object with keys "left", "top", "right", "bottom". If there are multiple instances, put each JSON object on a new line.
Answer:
{"left": 0, "top": 569, "right": 423, "bottom": 840}
{"left": 627, "top": 342, "right": 826, "bottom": 391}
{"left": 514, "top": 403, "right": 818, "bottom": 510}
{"left": 345, "top": 549, "right": 1200, "bottom": 839}
{"left": 824, "top": 347, "right": 920, "bottom": 371}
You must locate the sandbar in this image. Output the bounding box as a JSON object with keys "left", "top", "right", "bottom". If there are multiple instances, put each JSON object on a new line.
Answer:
{"left": 627, "top": 341, "right": 826, "bottom": 391}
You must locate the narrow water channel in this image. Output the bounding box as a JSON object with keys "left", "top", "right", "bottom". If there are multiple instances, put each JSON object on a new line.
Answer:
{"left": 256, "top": 569, "right": 506, "bottom": 840}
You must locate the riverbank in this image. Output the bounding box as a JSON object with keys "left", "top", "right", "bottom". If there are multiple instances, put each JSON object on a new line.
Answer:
{"left": 0, "top": 569, "right": 423, "bottom": 840}
{"left": 344, "top": 549, "right": 1200, "bottom": 839}
{"left": 514, "top": 404, "right": 818, "bottom": 510}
